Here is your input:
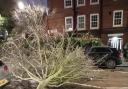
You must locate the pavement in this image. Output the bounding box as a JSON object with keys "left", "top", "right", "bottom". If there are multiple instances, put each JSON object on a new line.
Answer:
{"left": 118, "top": 56, "right": 128, "bottom": 67}
{"left": 106, "top": 87, "right": 128, "bottom": 89}
{"left": 116, "top": 58, "right": 128, "bottom": 72}
{"left": 86, "top": 62, "right": 128, "bottom": 88}
{"left": 86, "top": 56, "right": 128, "bottom": 89}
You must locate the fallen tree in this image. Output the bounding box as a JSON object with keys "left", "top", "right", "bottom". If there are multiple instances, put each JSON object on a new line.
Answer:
{"left": 1, "top": 6, "right": 95, "bottom": 89}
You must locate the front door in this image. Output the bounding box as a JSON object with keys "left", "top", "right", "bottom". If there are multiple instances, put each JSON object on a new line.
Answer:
{"left": 108, "top": 34, "right": 123, "bottom": 50}
{"left": 108, "top": 37, "right": 122, "bottom": 50}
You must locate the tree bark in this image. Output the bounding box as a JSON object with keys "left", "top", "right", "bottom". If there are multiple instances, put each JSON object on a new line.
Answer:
{"left": 37, "top": 81, "right": 48, "bottom": 89}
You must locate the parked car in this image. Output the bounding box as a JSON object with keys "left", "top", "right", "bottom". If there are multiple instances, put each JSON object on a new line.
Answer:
{"left": 87, "top": 46, "right": 122, "bottom": 69}
{"left": 0, "top": 60, "right": 10, "bottom": 87}
{"left": 0, "top": 29, "right": 8, "bottom": 41}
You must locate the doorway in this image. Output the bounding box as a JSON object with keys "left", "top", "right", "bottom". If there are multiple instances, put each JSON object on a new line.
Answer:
{"left": 108, "top": 34, "right": 123, "bottom": 50}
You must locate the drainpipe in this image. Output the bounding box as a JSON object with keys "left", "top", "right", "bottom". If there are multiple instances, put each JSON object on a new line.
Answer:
{"left": 100, "top": 0, "right": 103, "bottom": 37}
{"left": 73, "top": 0, "right": 77, "bottom": 36}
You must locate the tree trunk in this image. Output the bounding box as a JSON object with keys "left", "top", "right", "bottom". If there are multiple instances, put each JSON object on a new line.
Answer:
{"left": 37, "top": 81, "right": 47, "bottom": 89}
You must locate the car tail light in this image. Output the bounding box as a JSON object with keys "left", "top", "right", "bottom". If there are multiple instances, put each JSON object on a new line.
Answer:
{"left": 4, "top": 65, "right": 8, "bottom": 71}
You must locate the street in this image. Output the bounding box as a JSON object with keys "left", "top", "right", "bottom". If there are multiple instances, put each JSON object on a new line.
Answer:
{"left": 86, "top": 62, "right": 128, "bottom": 88}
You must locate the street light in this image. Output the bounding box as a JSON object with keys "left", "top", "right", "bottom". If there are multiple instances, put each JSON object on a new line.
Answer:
{"left": 18, "top": 1, "right": 25, "bottom": 10}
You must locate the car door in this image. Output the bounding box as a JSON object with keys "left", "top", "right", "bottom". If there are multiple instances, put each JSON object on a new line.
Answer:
{"left": 88, "top": 47, "right": 112, "bottom": 64}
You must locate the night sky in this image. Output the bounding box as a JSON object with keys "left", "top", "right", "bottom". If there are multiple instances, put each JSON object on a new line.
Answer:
{"left": 26, "top": 0, "right": 47, "bottom": 6}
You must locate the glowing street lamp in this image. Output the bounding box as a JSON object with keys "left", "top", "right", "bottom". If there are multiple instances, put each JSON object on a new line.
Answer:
{"left": 18, "top": 1, "right": 25, "bottom": 10}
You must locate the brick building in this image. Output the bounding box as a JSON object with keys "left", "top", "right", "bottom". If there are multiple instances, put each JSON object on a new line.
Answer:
{"left": 47, "top": 0, "right": 128, "bottom": 50}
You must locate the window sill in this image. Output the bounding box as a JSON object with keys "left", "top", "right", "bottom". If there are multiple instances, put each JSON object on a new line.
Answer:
{"left": 64, "top": 6, "right": 72, "bottom": 9}
{"left": 90, "top": 3, "right": 99, "bottom": 5}
{"left": 90, "top": 27, "right": 99, "bottom": 30}
{"left": 77, "top": 28, "right": 86, "bottom": 31}
{"left": 77, "top": 4, "right": 85, "bottom": 7}
{"left": 113, "top": 25, "right": 123, "bottom": 28}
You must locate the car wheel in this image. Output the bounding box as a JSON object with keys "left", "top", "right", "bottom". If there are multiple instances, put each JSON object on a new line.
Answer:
{"left": 106, "top": 60, "right": 116, "bottom": 69}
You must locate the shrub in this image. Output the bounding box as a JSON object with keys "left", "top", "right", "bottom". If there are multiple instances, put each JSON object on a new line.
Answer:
{"left": 62, "top": 36, "right": 102, "bottom": 49}
{"left": 123, "top": 43, "right": 128, "bottom": 60}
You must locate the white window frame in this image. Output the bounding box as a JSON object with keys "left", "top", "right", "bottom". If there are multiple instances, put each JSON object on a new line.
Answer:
{"left": 90, "top": 13, "right": 99, "bottom": 30}
{"left": 113, "top": 10, "right": 123, "bottom": 27}
{"left": 77, "top": 15, "right": 86, "bottom": 30}
{"left": 90, "top": 0, "right": 99, "bottom": 5}
{"left": 77, "top": 0, "right": 85, "bottom": 7}
{"left": 64, "top": 0, "right": 72, "bottom": 8}
{"left": 65, "top": 16, "right": 73, "bottom": 31}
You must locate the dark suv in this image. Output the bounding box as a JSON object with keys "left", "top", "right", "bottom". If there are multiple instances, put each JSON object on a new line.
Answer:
{"left": 87, "top": 46, "right": 122, "bottom": 69}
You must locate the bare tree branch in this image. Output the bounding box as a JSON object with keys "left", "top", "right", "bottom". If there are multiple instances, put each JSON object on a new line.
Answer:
{"left": 1, "top": 5, "right": 95, "bottom": 89}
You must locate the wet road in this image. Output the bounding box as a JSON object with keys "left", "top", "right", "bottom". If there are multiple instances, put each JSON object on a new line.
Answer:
{"left": 86, "top": 62, "right": 128, "bottom": 88}
{"left": 116, "top": 61, "right": 128, "bottom": 72}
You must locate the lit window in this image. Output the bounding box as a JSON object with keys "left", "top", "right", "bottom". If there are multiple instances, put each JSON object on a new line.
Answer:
{"left": 113, "top": 10, "right": 123, "bottom": 27}
{"left": 64, "top": 0, "right": 72, "bottom": 8}
{"left": 65, "top": 16, "right": 73, "bottom": 31}
{"left": 77, "top": 0, "right": 85, "bottom": 6}
{"left": 90, "top": 0, "right": 99, "bottom": 5}
{"left": 90, "top": 13, "right": 99, "bottom": 29}
{"left": 77, "top": 15, "right": 85, "bottom": 30}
